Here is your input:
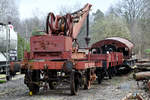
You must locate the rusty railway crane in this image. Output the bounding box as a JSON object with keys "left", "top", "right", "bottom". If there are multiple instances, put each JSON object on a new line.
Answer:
{"left": 12, "top": 3, "right": 136, "bottom": 96}
{"left": 20, "top": 3, "right": 98, "bottom": 95}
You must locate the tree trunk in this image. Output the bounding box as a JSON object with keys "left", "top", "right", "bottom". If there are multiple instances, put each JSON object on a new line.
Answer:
{"left": 122, "top": 93, "right": 144, "bottom": 100}
{"left": 133, "top": 72, "right": 150, "bottom": 81}
{"left": 136, "top": 62, "right": 150, "bottom": 71}
{"left": 147, "top": 80, "right": 150, "bottom": 92}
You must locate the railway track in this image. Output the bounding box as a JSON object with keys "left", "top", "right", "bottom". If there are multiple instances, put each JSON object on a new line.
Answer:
{"left": 0, "top": 72, "right": 149, "bottom": 100}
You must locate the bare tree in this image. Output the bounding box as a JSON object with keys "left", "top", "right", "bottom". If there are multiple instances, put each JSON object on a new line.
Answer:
{"left": 111, "top": 0, "right": 150, "bottom": 58}
{"left": 0, "top": 0, "right": 19, "bottom": 22}
{"left": 114, "top": 0, "right": 149, "bottom": 23}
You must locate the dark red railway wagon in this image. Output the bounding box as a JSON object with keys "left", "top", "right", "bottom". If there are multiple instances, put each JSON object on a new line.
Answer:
{"left": 90, "top": 37, "right": 134, "bottom": 80}
{"left": 91, "top": 37, "right": 134, "bottom": 59}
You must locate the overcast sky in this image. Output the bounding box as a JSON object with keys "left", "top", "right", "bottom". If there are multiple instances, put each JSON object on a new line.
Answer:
{"left": 18, "top": 0, "right": 118, "bottom": 20}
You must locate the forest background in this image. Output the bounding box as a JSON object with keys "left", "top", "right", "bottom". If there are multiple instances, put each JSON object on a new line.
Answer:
{"left": 0, "top": 0, "right": 150, "bottom": 59}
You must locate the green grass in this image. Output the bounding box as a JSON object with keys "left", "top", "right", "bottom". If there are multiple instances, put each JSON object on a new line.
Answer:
{"left": 0, "top": 80, "right": 6, "bottom": 83}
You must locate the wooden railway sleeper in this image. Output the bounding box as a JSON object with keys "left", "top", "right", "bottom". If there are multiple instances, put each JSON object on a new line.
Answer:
{"left": 96, "top": 69, "right": 103, "bottom": 84}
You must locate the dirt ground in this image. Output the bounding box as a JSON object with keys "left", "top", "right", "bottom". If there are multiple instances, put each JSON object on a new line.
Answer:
{"left": 0, "top": 72, "right": 149, "bottom": 100}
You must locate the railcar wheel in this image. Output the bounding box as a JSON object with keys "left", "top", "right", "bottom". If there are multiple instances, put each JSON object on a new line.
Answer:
{"left": 115, "top": 67, "right": 119, "bottom": 75}
{"left": 108, "top": 68, "right": 112, "bottom": 79}
{"left": 6, "top": 75, "right": 12, "bottom": 81}
{"left": 49, "top": 81, "right": 57, "bottom": 90}
{"left": 96, "top": 68, "right": 102, "bottom": 84}
{"left": 111, "top": 67, "right": 115, "bottom": 76}
{"left": 28, "top": 70, "right": 40, "bottom": 95}
{"left": 84, "top": 69, "right": 91, "bottom": 89}
{"left": 97, "top": 73, "right": 102, "bottom": 84}
{"left": 29, "top": 84, "right": 39, "bottom": 95}
{"left": 113, "top": 67, "right": 117, "bottom": 75}
{"left": 84, "top": 81, "right": 91, "bottom": 89}
{"left": 70, "top": 71, "right": 79, "bottom": 95}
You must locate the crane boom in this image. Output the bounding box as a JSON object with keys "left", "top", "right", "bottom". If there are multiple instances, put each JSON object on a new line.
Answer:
{"left": 71, "top": 3, "right": 92, "bottom": 39}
